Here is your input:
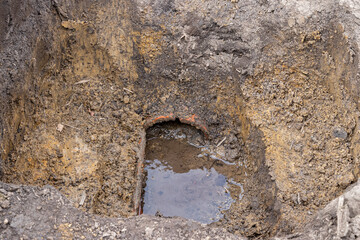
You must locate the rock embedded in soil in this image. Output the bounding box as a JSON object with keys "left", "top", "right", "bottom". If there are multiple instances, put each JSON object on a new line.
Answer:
{"left": 333, "top": 127, "right": 348, "bottom": 140}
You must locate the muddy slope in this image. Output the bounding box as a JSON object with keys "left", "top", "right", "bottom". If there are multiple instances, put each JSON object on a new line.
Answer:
{"left": 1, "top": 0, "right": 360, "bottom": 239}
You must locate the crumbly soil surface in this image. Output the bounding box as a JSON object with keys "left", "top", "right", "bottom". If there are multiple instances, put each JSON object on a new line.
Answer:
{"left": 1, "top": 0, "right": 360, "bottom": 239}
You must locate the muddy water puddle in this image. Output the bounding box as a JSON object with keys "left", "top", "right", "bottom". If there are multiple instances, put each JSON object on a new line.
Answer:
{"left": 142, "top": 122, "right": 244, "bottom": 224}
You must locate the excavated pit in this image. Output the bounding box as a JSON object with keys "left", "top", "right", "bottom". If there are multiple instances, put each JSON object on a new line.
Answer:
{"left": 130, "top": 119, "right": 279, "bottom": 236}
{"left": 1, "top": 0, "right": 360, "bottom": 239}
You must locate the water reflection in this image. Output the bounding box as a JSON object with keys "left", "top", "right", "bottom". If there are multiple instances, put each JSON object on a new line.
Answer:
{"left": 142, "top": 122, "right": 244, "bottom": 224}
{"left": 143, "top": 159, "right": 234, "bottom": 224}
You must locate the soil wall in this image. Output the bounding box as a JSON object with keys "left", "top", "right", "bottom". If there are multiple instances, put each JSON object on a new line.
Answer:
{"left": 1, "top": 0, "right": 360, "bottom": 239}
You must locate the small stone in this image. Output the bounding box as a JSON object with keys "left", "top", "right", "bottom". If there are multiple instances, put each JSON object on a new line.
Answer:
{"left": 94, "top": 221, "right": 99, "bottom": 228}
{"left": 4, "top": 218, "right": 9, "bottom": 225}
{"left": 102, "top": 231, "right": 116, "bottom": 238}
{"left": 145, "top": 227, "right": 154, "bottom": 238}
{"left": 40, "top": 188, "right": 50, "bottom": 196}
{"left": 333, "top": 127, "right": 347, "bottom": 139}
{"left": 56, "top": 149, "right": 63, "bottom": 158}
{"left": 293, "top": 143, "right": 303, "bottom": 152}
{"left": 124, "top": 96, "right": 130, "bottom": 104}
{"left": 56, "top": 123, "right": 64, "bottom": 132}
{"left": 297, "top": 15, "right": 306, "bottom": 25}
{"left": 0, "top": 189, "right": 8, "bottom": 195}
{"left": 1, "top": 200, "right": 10, "bottom": 209}
{"left": 155, "top": 210, "right": 163, "bottom": 217}
{"left": 288, "top": 18, "right": 295, "bottom": 27}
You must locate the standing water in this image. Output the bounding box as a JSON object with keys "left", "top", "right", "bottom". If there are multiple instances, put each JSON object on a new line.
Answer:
{"left": 142, "top": 121, "right": 243, "bottom": 224}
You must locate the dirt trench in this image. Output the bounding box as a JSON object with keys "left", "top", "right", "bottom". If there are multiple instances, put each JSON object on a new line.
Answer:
{"left": 1, "top": 0, "right": 360, "bottom": 239}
